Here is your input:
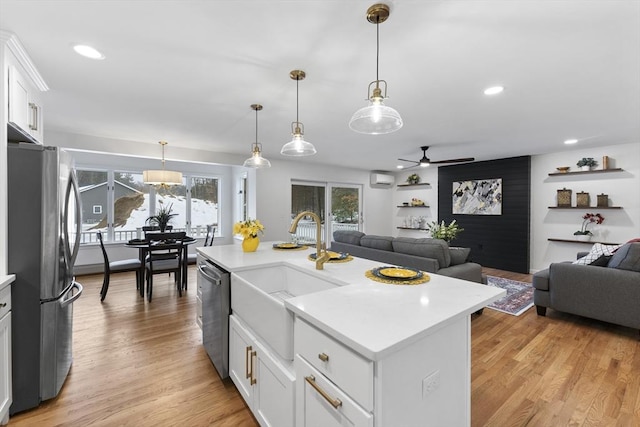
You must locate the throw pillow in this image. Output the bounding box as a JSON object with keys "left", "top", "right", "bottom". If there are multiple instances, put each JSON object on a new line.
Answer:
{"left": 607, "top": 242, "right": 640, "bottom": 272}
{"left": 449, "top": 247, "right": 471, "bottom": 265}
{"left": 573, "top": 243, "right": 622, "bottom": 265}
{"left": 589, "top": 255, "right": 612, "bottom": 266}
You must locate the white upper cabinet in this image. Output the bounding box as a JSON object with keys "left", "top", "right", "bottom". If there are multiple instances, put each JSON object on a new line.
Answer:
{"left": 8, "top": 65, "right": 44, "bottom": 144}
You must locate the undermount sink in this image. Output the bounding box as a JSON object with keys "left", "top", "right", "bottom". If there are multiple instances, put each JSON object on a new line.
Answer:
{"left": 231, "top": 263, "right": 343, "bottom": 360}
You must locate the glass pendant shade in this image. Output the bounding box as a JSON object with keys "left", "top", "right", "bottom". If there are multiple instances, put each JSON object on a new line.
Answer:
{"left": 281, "top": 132, "right": 316, "bottom": 156}
{"left": 244, "top": 143, "right": 271, "bottom": 168}
{"left": 349, "top": 96, "right": 403, "bottom": 135}
{"left": 243, "top": 104, "right": 271, "bottom": 168}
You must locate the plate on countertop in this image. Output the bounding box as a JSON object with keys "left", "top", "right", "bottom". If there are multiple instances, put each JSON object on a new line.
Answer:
{"left": 309, "top": 251, "right": 348, "bottom": 260}
{"left": 372, "top": 266, "right": 423, "bottom": 281}
{"left": 273, "top": 242, "right": 304, "bottom": 250}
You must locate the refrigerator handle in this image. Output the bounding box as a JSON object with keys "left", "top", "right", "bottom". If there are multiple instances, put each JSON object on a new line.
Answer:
{"left": 63, "top": 169, "right": 82, "bottom": 268}
{"left": 60, "top": 281, "right": 83, "bottom": 309}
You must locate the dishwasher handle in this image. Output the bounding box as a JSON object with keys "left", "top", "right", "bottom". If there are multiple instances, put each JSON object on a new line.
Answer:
{"left": 198, "top": 263, "right": 223, "bottom": 285}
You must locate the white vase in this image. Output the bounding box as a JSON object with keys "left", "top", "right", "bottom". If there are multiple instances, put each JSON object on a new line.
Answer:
{"left": 580, "top": 165, "right": 591, "bottom": 171}
{"left": 575, "top": 234, "right": 591, "bottom": 241}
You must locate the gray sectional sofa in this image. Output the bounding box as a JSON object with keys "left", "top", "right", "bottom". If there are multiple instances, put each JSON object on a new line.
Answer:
{"left": 329, "top": 230, "right": 483, "bottom": 283}
{"left": 532, "top": 242, "right": 640, "bottom": 331}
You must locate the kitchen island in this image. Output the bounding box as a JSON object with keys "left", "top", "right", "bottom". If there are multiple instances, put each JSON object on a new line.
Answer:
{"left": 197, "top": 242, "right": 505, "bottom": 427}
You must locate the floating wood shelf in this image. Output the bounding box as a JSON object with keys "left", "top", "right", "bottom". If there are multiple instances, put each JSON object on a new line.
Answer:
{"left": 397, "top": 183, "right": 431, "bottom": 187}
{"left": 548, "top": 168, "right": 623, "bottom": 177}
{"left": 548, "top": 238, "right": 621, "bottom": 245}
{"left": 397, "top": 205, "right": 429, "bottom": 208}
{"left": 548, "top": 206, "right": 622, "bottom": 209}
{"left": 396, "top": 227, "right": 428, "bottom": 230}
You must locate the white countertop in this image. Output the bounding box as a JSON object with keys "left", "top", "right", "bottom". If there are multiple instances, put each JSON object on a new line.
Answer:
{"left": 197, "top": 242, "right": 505, "bottom": 360}
{"left": 0, "top": 274, "right": 16, "bottom": 291}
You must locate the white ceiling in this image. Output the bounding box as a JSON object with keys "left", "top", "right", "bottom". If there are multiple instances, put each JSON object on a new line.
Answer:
{"left": 1, "top": 1, "right": 639, "bottom": 171}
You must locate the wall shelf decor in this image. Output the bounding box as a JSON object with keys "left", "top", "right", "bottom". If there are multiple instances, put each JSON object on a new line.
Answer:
{"left": 397, "top": 182, "right": 430, "bottom": 187}
{"left": 397, "top": 205, "right": 429, "bottom": 208}
{"left": 547, "top": 206, "right": 622, "bottom": 209}
{"left": 397, "top": 227, "right": 427, "bottom": 230}
{"left": 548, "top": 168, "right": 623, "bottom": 177}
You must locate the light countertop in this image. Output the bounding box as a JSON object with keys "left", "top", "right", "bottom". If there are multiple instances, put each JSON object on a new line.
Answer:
{"left": 197, "top": 242, "right": 505, "bottom": 360}
{"left": 0, "top": 274, "right": 16, "bottom": 291}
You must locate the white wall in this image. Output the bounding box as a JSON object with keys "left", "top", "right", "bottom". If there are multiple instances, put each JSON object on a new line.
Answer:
{"left": 530, "top": 142, "right": 640, "bottom": 272}
{"left": 254, "top": 159, "right": 393, "bottom": 243}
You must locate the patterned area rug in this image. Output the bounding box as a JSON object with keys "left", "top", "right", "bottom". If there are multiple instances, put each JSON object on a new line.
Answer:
{"left": 485, "top": 276, "right": 534, "bottom": 316}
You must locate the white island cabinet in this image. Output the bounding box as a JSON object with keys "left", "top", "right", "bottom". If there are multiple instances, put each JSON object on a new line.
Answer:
{"left": 197, "top": 242, "right": 505, "bottom": 427}
{"left": 0, "top": 275, "right": 15, "bottom": 425}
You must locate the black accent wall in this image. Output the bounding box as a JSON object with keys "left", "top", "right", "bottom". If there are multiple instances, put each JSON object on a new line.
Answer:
{"left": 437, "top": 156, "right": 531, "bottom": 273}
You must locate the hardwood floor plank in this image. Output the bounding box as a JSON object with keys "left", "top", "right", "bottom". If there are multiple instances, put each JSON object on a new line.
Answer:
{"left": 7, "top": 267, "right": 639, "bottom": 426}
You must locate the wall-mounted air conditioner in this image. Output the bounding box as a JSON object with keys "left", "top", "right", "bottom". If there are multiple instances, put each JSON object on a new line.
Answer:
{"left": 370, "top": 173, "right": 395, "bottom": 186}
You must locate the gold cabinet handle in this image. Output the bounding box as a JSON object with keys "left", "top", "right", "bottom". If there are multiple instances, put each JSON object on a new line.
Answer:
{"left": 305, "top": 375, "right": 342, "bottom": 409}
{"left": 250, "top": 350, "right": 257, "bottom": 385}
{"left": 318, "top": 353, "right": 329, "bottom": 362}
{"left": 245, "top": 346, "right": 252, "bottom": 379}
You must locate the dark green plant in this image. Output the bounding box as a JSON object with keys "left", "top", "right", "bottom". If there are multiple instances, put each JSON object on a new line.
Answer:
{"left": 576, "top": 157, "right": 597, "bottom": 167}
{"left": 146, "top": 203, "right": 177, "bottom": 232}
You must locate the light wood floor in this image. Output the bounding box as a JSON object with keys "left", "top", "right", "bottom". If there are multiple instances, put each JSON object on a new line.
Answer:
{"left": 7, "top": 267, "right": 640, "bottom": 426}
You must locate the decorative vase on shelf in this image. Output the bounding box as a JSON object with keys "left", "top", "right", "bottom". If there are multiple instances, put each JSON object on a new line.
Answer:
{"left": 574, "top": 234, "right": 591, "bottom": 241}
{"left": 242, "top": 236, "right": 260, "bottom": 252}
{"left": 580, "top": 166, "right": 591, "bottom": 171}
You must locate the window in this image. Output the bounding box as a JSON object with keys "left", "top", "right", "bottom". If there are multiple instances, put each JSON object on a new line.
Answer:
{"left": 76, "top": 168, "right": 220, "bottom": 244}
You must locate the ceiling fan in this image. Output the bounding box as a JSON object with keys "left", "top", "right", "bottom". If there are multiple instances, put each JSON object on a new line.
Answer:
{"left": 397, "top": 146, "right": 475, "bottom": 169}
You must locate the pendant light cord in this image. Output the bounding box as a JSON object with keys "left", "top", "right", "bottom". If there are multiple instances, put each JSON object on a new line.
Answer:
{"left": 376, "top": 17, "right": 380, "bottom": 82}
{"left": 255, "top": 107, "right": 258, "bottom": 143}
{"left": 296, "top": 75, "right": 300, "bottom": 123}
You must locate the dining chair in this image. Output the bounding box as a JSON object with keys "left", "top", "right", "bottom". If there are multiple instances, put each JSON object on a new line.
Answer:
{"left": 187, "top": 225, "right": 216, "bottom": 264}
{"left": 144, "top": 232, "right": 187, "bottom": 302}
{"left": 97, "top": 231, "right": 142, "bottom": 302}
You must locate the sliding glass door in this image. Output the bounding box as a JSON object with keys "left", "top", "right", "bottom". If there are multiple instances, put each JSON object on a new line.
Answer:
{"left": 291, "top": 181, "right": 362, "bottom": 246}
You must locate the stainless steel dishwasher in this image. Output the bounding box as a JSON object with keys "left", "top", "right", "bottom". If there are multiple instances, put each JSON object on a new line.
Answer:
{"left": 197, "top": 256, "right": 230, "bottom": 379}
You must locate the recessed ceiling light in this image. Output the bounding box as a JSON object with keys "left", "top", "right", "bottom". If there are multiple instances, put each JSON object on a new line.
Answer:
{"left": 396, "top": 165, "right": 404, "bottom": 169}
{"left": 564, "top": 139, "right": 578, "bottom": 145}
{"left": 483, "top": 86, "right": 504, "bottom": 95}
{"left": 73, "top": 44, "right": 105, "bottom": 60}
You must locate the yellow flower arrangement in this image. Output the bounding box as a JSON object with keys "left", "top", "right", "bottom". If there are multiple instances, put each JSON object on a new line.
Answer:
{"left": 233, "top": 218, "right": 264, "bottom": 238}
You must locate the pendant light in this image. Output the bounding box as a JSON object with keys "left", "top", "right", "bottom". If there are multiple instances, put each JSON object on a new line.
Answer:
{"left": 349, "top": 3, "right": 403, "bottom": 135}
{"left": 243, "top": 104, "right": 271, "bottom": 168}
{"left": 143, "top": 141, "right": 183, "bottom": 186}
{"left": 281, "top": 69, "right": 317, "bottom": 156}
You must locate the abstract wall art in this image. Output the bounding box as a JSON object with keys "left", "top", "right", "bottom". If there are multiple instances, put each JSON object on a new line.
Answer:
{"left": 452, "top": 178, "right": 502, "bottom": 215}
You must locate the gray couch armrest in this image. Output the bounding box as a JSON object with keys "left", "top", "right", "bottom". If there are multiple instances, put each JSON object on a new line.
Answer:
{"left": 330, "top": 241, "right": 440, "bottom": 272}
{"left": 437, "top": 262, "right": 483, "bottom": 283}
{"left": 548, "top": 263, "right": 640, "bottom": 329}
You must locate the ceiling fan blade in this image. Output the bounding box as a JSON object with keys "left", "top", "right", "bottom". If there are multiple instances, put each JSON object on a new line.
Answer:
{"left": 430, "top": 157, "right": 475, "bottom": 164}
{"left": 397, "top": 158, "right": 419, "bottom": 164}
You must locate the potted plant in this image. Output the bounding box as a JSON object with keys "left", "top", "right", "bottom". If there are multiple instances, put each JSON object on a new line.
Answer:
{"left": 573, "top": 212, "right": 604, "bottom": 241}
{"left": 576, "top": 157, "right": 597, "bottom": 171}
{"left": 146, "top": 202, "right": 178, "bottom": 232}
{"left": 406, "top": 173, "right": 420, "bottom": 185}
{"left": 426, "top": 220, "right": 464, "bottom": 243}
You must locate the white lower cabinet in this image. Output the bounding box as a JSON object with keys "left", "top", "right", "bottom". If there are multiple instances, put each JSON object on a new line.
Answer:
{"left": 0, "top": 284, "right": 12, "bottom": 425}
{"left": 229, "top": 315, "right": 294, "bottom": 427}
{"left": 296, "top": 356, "right": 373, "bottom": 427}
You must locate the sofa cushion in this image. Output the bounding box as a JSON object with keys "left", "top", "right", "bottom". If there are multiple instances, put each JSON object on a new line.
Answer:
{"left": 392, "top": 237, "right": 451, "bottom": 268}
{"left": 573, "top": 243, "right": 621, "bottom": 265}
{"left": 449, "top": 247, "right": 471, "bottom": 265}
{"left": 333, "top": 230, "right": 365, "bottom": 246}
{"left": 360, "top": 235, "right": 394, "bottom": 251}
{"left": 607, "top": 242, "right": 640, "bottom": 272}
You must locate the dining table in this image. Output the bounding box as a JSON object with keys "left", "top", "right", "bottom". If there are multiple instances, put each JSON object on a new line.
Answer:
{"left": 126, "top": 236, "right": 197, "bottom": 297}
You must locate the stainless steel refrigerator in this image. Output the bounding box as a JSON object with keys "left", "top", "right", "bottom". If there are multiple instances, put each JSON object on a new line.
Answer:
{"left": 7, "top": 143, "right": 83, "bottom": 414}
